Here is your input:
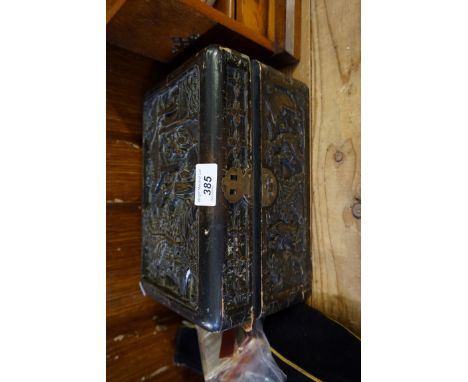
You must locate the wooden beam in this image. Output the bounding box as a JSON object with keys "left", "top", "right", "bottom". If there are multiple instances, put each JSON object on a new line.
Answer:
{"left": 285, "top": 0, "right": 361, "bottom": 335}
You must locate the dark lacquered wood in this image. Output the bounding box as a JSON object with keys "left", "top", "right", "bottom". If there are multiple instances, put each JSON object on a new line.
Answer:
{"left": 107, "top": 44, "right": 203, "bottom": 382}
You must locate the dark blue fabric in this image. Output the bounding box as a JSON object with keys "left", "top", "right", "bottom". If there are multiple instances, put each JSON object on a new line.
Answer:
{"left": 173, "top": 303, "right": 361, "bottom": 381}
{"left": 264, "top": 304, "right": 361, "bottom": 382}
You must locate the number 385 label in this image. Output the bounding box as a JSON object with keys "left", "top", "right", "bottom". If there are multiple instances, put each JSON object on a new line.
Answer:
{"left": 195, "top": 163, "right": 218, "bottom": 206}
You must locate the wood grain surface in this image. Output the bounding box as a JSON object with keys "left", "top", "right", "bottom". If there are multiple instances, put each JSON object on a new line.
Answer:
{"left": 106, "top": 44, "right": 203, "bottom": 382}
{"left": 107, "top": 0, "right": 300, "bottom": 68}
{"left": 284, "top": 0, "right": 361, "bottom": 335}
{"left": 237, "top": 0, "right": 269, "bottom": 36}
{"left": 107, "top": 0, "right": 276, "bottom": 64}
{"left": 106, "top": 0, "right": 127, "bottom": 23}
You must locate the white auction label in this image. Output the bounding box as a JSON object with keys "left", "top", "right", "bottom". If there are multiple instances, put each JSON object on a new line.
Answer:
{"left": 194, "top": 163, "right": 218, "bottom": 206}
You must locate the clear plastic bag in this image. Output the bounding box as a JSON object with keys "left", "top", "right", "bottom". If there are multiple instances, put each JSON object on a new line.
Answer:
{"left": 196, "top": 320, "right": 286, "bottom": 382}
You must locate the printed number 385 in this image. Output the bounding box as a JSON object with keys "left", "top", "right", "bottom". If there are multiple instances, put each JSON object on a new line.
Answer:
{"left": 203, "top": 176, "right": 212, "bottom": 195}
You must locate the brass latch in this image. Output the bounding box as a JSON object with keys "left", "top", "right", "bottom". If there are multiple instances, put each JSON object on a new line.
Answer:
{"left": 221, "top": 167, "right": 278, "bottom": 207}
{"left": 221, "top": 168, "right": 252, "bottom": 203}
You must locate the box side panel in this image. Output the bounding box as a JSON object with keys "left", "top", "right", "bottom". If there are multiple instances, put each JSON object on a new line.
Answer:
{"left": 257, "top": 62, "right": 311, "bottom": 316}
{"left": 141, "top": 55, "right": 203, "bottom": 321}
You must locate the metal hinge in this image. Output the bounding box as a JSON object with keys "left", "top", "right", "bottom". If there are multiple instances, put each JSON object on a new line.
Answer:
{"left": 171, "top": 34, "right": 201, "bottom": 54}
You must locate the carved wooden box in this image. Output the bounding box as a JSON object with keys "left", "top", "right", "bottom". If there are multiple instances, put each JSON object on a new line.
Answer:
{"left": 141, "top": 46, "right": 310, "bottom": 332}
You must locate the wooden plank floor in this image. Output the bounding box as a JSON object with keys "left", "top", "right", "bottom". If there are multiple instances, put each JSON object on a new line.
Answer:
{"left": 106, "top": 45, "right": 203, "bottom": 382}
{"left": 285, "top": 0, "right": 361, "bottom": 335}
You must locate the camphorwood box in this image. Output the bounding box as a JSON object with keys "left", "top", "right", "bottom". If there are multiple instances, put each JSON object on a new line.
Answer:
{"left": 141, "top": 45, "right": 310, "bottom": 332}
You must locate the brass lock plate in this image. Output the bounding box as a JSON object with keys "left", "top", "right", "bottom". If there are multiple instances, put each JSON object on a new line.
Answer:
{"left": 221, "top": 167, "right": 277, "bottom": 206}
{"left": 221, "top": 168, "right": 252, "bottom": 203}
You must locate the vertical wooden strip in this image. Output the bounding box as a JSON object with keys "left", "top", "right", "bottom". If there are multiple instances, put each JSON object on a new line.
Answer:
{"left": 236, "top": 0, "right": 268, "bottom": 36}
{"left": 214, "top": 0, "right": 236, "bottom": 18}
{"left": 284, "top": 0, "right": 361, "bottom": 335}
{"left": 284, "top": 0, "right": 295, "bottom": 53}
{"left": 309, "top": 0, "right": 361, "bottom": 334}
{"left": 267, "top": 0, "right": 276, "bottom": 41}
{"left": 281, "top": 0, "right": 311, "bottom": 83}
